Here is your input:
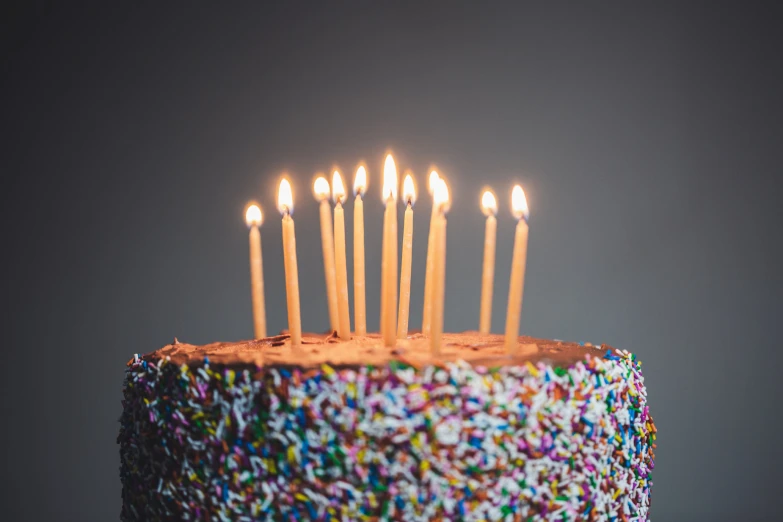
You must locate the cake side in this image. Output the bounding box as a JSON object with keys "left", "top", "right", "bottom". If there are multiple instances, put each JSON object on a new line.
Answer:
{"left": 119, "top": 333, "right": 656, "bottom": 521}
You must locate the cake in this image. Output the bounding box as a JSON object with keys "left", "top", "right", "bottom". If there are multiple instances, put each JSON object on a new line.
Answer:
{"left": 118, "top": 332, "right": 656, "bottom": 521}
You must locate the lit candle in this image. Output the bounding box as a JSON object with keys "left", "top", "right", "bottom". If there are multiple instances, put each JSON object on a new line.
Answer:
{"left": 421, "top": 170, "right": 441, "bottom": 336}
{"left": 353, "top": 165, "right": 367, "bottom": 335}
{"left": 504, "top": 185, "right": 530, "bottom": 354}
{"left": 478, "top": 189, "right": 497, "bottom": 334}
{"left": 397, "top": 172, "right": 416, "bottom": 339}
{"left": 332, "top": 170, "right": 351, "bottom": 339}
{"left": 430, "top": 178, "right": 450, "bottom": 355}
{"left": 380, "top": 153, "right": 398, "bottom": 347}
{"left": 278, "top": 178, "right": 302, "bottom": 346}
{"left": 314, "top": 176, "right": 339, "bottom": 333}
{"left": 245, "top": 202, "right": 267, "bottom": 339}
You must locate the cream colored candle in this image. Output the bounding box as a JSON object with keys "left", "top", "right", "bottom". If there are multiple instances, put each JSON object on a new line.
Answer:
{"left": 353, "top": 165, "right": 367, "bottom": 335}
{"left": 245, "top": 202, "right": 267, "bottom": 339}
{"left": 421, "top": 170, "right": 440, "bottom": 336}
{"left": 278, "top": 178, "right": 302, "bottom": 346}
{"left": 332, "top": 170, "right": 351, "bottom": 339}
{"left": 314, "top": 176, "right": 339, "bottom": 333}
{"left": 397, "top": 173, "right": 416, "bottom": 339}
{"left": 479, "top": 190, "right": 497, "bottom": 334}
{"left": 380, "top": 154, "right": 398, "bottom": 347}
{"left": 504, "top": 185, "right": 530, "bottom": 354}
{"left": 430, "top": 178, "right": 450, "bottom": 355}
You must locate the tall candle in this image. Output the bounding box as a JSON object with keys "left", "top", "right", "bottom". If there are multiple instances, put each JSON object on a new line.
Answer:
{"left": 332, "top": 170, "right": 351, "bottom": 339}
{"left": 353, "top": 165, "right": 367, "bottom": 335}
{"left": 314, "top": 176, "right": 339, "bottom": 333}
{"left": 380, "top": 154, "right": 398, "bottom": 347}
{"left": 278, "top": 178, "right": 302, "bottom": 346}
{"left": 245, "top": 202, "right": 267, "bottom": 339}
{"left": 430, "top": 178, "right": 450, "bottom": 355}
{"left": 421, "top": 170, "right": 441, "bottom": 336}
{"left": 478, "top": 190, "right": 497, "bottom": 334}
{"left": 504, "top": 185, "right": 530, "bottom": 354}
{"left": 397, "top": 172, "right": 416, "bottom": 339}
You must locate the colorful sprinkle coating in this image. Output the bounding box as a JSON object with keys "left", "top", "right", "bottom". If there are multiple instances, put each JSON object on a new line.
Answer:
{"left": 119, "top": 348, "right": 655, "bottom": 521}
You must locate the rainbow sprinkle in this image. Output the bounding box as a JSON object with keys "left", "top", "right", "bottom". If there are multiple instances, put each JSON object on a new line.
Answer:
{"left": 119, "top": 348, "right": 655, "bottom": 521}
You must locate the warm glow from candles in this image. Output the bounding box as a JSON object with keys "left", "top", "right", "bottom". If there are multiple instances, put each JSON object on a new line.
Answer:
{"left": 511, "top": 185, "right": 529, "bottom": 221}
{"left": 428, "top": 170, "right": 440, "bottom": 195}
{"left": 402, "top": 172, "right": 416, "bottom": 206}
{"left": 245, "top": 202, "right": 263, "bottom": 227}
{"left": 480, "top": 190, "right": 497, "bottom": 217}
{"left": 332, "top": 170, "right": 347, "bottom": 203}
{"left": 354, "top": 165, "right": 367, "bottom": 196}
{"left": 382, "top": 154, "right": 398, "bottom": 201}
{"left": 434, "top": 178, "right": 450, "bottom": 213}
{"left": 277, "top": 178, "right": 294, "bottom": 215}
{"left": 313, "top": 176, "right": 330, "bottom": 202}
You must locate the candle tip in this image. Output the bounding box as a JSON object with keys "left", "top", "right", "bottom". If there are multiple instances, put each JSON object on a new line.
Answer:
{"left": 428, "top": 170, "right": 440, "bottom": 196}
{"left": 382, "top": 153, "right": 398, "bottom": 202}
{"left": 480, "top": 190, "right": 497, "bottom": 217}
{"left": 313, "top": 176, "right": 330, "bottom": 202}
{"left": 511, "top": 185, "right": 529, "bottom": 222}
{"left": 353, "top": 165, "right": 367, "bottom": 196}
{"left": 332, "top": 170, "right": 347, "bottom": 204}
{"left": 245, "top": 201, "right": 263, "bottom": 227}
{"left": 277, "top": 178, "right": 294, "bottom": 215}
{"left": 434, "top": 178, "right": 450, "bottom": 213}
{"left": 403, "top": 172, "right": 416, "bottom": 206}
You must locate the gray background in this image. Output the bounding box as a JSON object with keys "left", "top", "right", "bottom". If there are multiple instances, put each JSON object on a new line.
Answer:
{"left": 3, "top": 2, "right": 781, "bottom": 520}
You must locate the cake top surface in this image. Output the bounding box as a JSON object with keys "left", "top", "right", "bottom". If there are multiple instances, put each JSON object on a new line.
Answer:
{"left": 143, "top": 331, "right": 611, "bottom": 369}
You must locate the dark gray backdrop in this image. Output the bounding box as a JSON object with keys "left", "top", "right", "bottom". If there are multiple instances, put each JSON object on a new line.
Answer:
{"left": 3, "top": 3, "right": 781, "bottom": 521}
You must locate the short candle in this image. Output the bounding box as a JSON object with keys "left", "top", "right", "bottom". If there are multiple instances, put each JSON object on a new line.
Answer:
{"left": 245, "top": 202, "right": 267, "bottom": 339}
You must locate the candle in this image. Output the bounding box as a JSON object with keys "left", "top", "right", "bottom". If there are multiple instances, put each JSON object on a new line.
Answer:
{"left": 353, "top": 165, "right": 368, "bottom": 335}
{"left": 478, "top": 189, "right": 498, "bottom": 334}
{"left": 380, "top": 153, "right": 398, "bottom": 347}
{"left": 430, "top": 178, "right": 450, "bottom": 355}
{"left": 397, "top": 172, "right": 416, "bottom": 339}
{"left": 245, "top": 202, "right": 267, "bottom": 339}
{"left": 314, "top": 176, "right": 339, "bottom": 333}
{"left": 278, "top": 178, "right": 302, "bottom": 346}
{"left": 332, "top": 170, "right": 351, "bottom": 339}
{"left": 504, "top": 184, "right": 530, "bottom": 354}
{"left": 421, "top": 170, "right": 441, "bottom": 336}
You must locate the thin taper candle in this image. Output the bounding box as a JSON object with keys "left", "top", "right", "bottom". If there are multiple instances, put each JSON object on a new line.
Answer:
{"left": 353, "top": 166, "right": 367, "bottom": 335}
{"left": 314, "top": 177, "right": 339, "bottom": 333}
{"left": 504, "top": 185, "right": 530, "bottom": 354}
{"left": 278, "top": 178, "right": 302, "bottom": 346}
{"left": 246, "top": 203, "right": 267, "bottom": 338}
{"left": 421, "top": 170, "right": 440, "bottom": 336}
{"left": 397, "top": 173, "right": 416, "bottom": 339}
{"left": 479, "top": 190, "right": 497, "bottom": 334}
{"left": 380, "top": 154, "right": 398, "bottom": 347}
{"left": 430, "top": 178, "right": 450, "bottom": 355}
{"left": 332, "top": 170, "right": 351, "bottom": 339}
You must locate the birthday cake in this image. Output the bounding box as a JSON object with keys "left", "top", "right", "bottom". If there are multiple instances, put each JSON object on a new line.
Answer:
{"left": 118, "top": 332, "right": 656, "bottom": 521}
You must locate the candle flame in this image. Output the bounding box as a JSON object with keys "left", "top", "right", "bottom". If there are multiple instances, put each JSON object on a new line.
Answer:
{"left": 382, "top": 153, "right": 398, "bottom": 202}
{"left": 313, "top": 176, "right": 330, "bottom": 202}
{"left": 245, "top": 202, "right": 263, "bottom": 227}
{"left": 480, "top": 190, "right": 497, "bottom": 217}
{"left": 402, "top": 172, "right": 416, "bottom": 206}
{"left": 332, "top": 170, "right": 346, "bottom": 204}
{"left": 433, "top": 178, "right": 450, "bottom": 213}
{"left": 428, "top": 170, "right": 440, "bottom": 196}
{"left": 353, "top": 165, "right": 367, "bottom": 197}
{"left": 511, "top": 185, "right": 529, "bottom": 221}
{"left": 277, "top": 178, "right": 294, "bottom": 215}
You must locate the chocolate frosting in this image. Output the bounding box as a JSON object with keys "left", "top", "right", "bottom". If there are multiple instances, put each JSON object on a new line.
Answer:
{"left": 145, "top": 331, "right": 611, "bottom": 369}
